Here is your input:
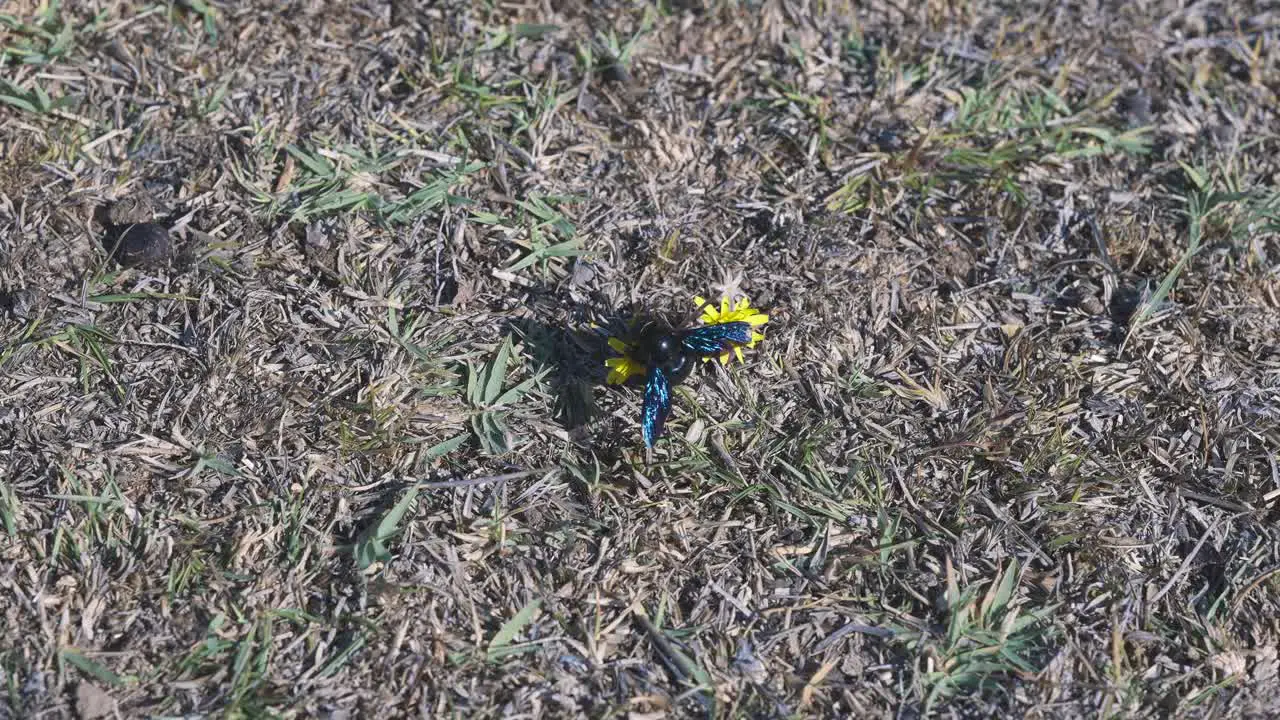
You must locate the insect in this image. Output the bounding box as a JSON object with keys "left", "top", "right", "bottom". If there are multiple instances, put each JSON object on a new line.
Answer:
{"left": 628, "top": 319, "right": 753, "bottom": 448}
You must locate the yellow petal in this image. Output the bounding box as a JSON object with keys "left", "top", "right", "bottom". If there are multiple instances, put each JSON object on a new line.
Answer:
{"left": 608, "top": 337, "right": 629, "bottom": 352}
{"left": 605, "top": 355, "right": 643, "bottom": 384}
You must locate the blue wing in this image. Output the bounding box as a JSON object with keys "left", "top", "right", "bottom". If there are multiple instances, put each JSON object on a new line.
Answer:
{"left": 642, "top": 365, "right": 672, "bottom": 448}
{"left": 679, "top": 321, "right": 752, "bottom": 356}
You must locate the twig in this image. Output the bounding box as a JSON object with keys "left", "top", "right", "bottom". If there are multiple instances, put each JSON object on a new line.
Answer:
{"left": 1150, "top": 516, "right": 1222, "bottom": 605}
{"left": 417, "top": 467, "right": 553, "bottom": 491}
{"left": 1229, "top": 564, "right": 1280, "bottom": 619}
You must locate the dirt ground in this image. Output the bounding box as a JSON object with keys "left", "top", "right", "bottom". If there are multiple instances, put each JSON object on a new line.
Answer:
{"left": 2, "top": 1, "right": 1279, "bottom": 717}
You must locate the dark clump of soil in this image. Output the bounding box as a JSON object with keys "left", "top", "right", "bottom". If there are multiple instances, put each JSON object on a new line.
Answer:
{"left": 103, "top": 222, "right": 173, "bottom": 268}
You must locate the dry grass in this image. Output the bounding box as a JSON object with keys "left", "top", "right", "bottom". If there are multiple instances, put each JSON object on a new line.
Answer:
{"left": 2, "top": 0, "right": 1280, "bottom": 717}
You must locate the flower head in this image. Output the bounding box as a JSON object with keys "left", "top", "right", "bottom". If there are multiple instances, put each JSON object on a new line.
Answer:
{"left": 693, "top": 295, "right": 768, "bottom": 364}
{"left": 604, "top": 336, "right": 645, "bottom": 385}
{"left": 602, "top": 295, "right": 769, "bottom": 382}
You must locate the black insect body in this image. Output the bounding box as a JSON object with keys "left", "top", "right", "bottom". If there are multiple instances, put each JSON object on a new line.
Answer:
{"left": 627, "top": 319, "right": 753, "bottom": 448}
{"left": 630, "top": 322, "right": 695, "bottom": 384}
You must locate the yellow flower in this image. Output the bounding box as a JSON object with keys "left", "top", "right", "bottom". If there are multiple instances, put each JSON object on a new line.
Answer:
{"left": 693, "top": 295, "right": 768, "bottom": 365}
{"left": 605, "top": 336, "right": 644, "bottom": 385}
{"left": 602, "top": 295, "right": 768, "bottom": 382}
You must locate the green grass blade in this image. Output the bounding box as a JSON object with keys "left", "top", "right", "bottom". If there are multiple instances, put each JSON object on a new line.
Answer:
{"left": 421, "top": 433, "right": 468, "bottom": 461}
{"left": 482, "top": 336, "right": 512, "bottom": 405}
{"left": 353, "top": 485, "right": 420, "bottom": 570}
{"left": 61, "top": 649, "right": 126, "bottom": 687}
{"left": 487, "top": 599, "right": 540, "bottom": 661}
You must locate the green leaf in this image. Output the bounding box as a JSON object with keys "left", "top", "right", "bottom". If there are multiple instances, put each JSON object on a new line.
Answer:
{"left": 470, "top": 413, "right": 488, "bottom": 452}
{"left": 230, "top": 627, "right": 255, "bottom": 690}
{"left": 311, "top": 189, "right": 371, "bottom": 213}
{"left": 374, "top": 487, "right": 419, "bottom": 544}
{"left": 286, "top": 144, "right": 334, "bottom": 177}
{"left": 203, "top": 78, "right": 230, "bottom": 114}
{"left": 469, "top": 210, "right": 504, "bottom": 225}
{"left": 542, "top": 238, "right": 582, "bottom": 258}
{"left": 0, "top": 92, "right": 39, "bottom": 113}
{"left": 180, "top": 0, "right": 218, "bottom": 40}
{"left": 518, "top": 195, "right": 558, "bottom": 222}
{"left": 1010, "top": 604, "right": 1060, "bottom": 632}
{"left": 487, "top": 599, "right": 541, "bottom": 661}
{"left": 479, "top": 412, "right": 511, "bottom": 455}
{"left": 668, "top": 640, "right": 715, "bottom": 689}
{"left": 0, "top": 482, "right": 18, "bottom": 537}
{"left": 492, "top": 375, "right": 538, "bottom": 407}
{"left": 1178, "top": 161, "right": 1209, "bottom": 192}
{"left": 466, "top": 361, "right": 481, "bottom": 405}
{"left": 192, "top": 453, "right": 241, "bottom": 478}
{"left": 483, "top": 336, "right": 512, "bottom": 405}
{"left": 981, "top": 558, "right": 1018, "bottom": 624}
{"left": 513, "top": 23, "right": 558, "bottom": 39}
{"left": 353, "top": 536, "right": 387, "bottom": 571}
{"left": 1072, "top": 126, "right": 1114, "bottom": 144}
{"left": 33, "top": 84, "right": 51, "bottom": 111}
{"left": 49, "top": 22, "right": 74, "bottom": 57}
{"left": 353, "top": 485, "right": 420, "bottom": 570}
{"left": 1041, "top": 88, "right": 1071, "bottom": 116}
{"left": 386, "top": 306, "right": 400, "bottom": 338}
{"left": 422, "top": 432, "right": 468, "bottom": 461}
{"left": 61, "top": 649, "right": 127, "bottom": 687}
{"left": 318, "top": 633, "right": 365, "bottom": 678}
{"left": 505, "top": 238, "right": 582, "bottom": 272}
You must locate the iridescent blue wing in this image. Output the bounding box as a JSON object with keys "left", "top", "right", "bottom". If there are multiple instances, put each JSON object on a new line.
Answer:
{"left": 679, "top": 321, "right": 752, "bottom": 356}
{"left": 642, "top": 365, "right": 672, "bottom": 448}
